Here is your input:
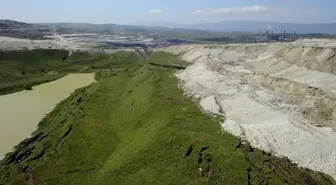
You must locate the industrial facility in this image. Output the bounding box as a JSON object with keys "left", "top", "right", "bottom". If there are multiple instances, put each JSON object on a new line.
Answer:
{"left": 257, "top": 29, "right": 298, "bottom": 42}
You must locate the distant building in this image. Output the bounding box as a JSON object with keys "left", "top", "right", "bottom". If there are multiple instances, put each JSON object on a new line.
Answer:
{"left": 270, "top": 35, "right": 280, "bottom": 41}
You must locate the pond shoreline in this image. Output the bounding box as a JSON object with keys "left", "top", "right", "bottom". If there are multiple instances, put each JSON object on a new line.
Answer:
{"left": 0, "top": 73, "right": 67, "bottom": 96}
{"left": 0, "top": 73, "right": 96, "bottom": 159}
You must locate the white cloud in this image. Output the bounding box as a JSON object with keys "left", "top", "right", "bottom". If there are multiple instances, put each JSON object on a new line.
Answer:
{"left": 150, "top": 9, "right": 162, "bottom": 14}
{"left": 191, "top": 10, "right": 205, "bottom": 14}
{"left": 212, "top": 8, "right": 233, "bottom": 14}
{"left": 234, "top": 5, "right": 268, "bottom": 13}
{"left": 193, "top": 5, "right": 269, "bottom": 15}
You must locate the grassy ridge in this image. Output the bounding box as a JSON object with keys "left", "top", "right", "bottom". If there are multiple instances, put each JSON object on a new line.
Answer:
{"left": 0, "top": 49, "right": 142, "bottom": 94}
{"left": 0, "top": 52, "right": 335, "bottom": 185}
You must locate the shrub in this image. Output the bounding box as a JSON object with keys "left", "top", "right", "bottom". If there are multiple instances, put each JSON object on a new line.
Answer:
{"left": 24, "top": 84, "right": 33, "bottom": 90}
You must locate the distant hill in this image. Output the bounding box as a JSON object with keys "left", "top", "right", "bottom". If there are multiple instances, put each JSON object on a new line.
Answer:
{"left": 187, "top": 21, "right": 336, "bottom": 34}
{"left": 0, "top": 19, "right": 40, "bottom": 29}
{"left": 41, "top": 21, "right": 336, "bottom": 35}
{"left": 135, "top": 21, "right": 336, "bottom": 34}
{"left": 40, "top": 22, "right": 118, "bottom": 30}
{"left": 38, "top": 22, "right": 164, "bottom": 34}
{"left": 0, "top": 20, "right": 75, "bottom": 39}
{"left": 4, "top": 19, "right": 335, "bottom": 40}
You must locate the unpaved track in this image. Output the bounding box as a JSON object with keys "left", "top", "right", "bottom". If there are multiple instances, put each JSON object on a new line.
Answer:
{"left": 0, "top": 74, "right": 96, "bottom": 159}
{"left": 160, "top": 40, "right": 336, "bottom": 179}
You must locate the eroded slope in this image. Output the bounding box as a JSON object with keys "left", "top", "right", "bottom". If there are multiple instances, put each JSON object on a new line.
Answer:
{"left": 161, "top": 42, "right": 336, "bottom": 179}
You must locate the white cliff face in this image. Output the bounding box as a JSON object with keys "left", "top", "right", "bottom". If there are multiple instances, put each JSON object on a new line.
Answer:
{"left": 160, "top": 40, "right": 336, "bottom": 179}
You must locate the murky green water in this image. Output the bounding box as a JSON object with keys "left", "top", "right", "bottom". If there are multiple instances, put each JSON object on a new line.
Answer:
{"left": 0, "top": 73, "right": 96, "bottom": 159}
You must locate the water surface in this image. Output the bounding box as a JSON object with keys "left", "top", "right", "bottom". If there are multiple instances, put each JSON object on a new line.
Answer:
{"left": 0, "top": 73, "right": 96, "bottom": 159}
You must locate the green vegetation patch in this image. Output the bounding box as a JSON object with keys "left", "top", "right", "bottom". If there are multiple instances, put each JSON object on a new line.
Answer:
{"left": 0, "top": 52, "right": 335, "bottom": 185}
{"left": 0, "top": 49, "right": 142, "bottom": 94}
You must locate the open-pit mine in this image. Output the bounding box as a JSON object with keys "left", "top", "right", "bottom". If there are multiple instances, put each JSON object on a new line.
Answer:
{"left": 160, "top": 38, "right": 336, "bottom": 179}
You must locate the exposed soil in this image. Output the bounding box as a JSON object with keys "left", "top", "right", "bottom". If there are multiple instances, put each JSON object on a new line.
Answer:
{"left": 161, "top": 39, "right": 336, "bottom": 179}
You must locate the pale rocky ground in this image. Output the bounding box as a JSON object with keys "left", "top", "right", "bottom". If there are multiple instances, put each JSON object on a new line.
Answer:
{"left": 0, "top": 35, "right": 96, "bottom": 51}
{"left": 159, "top": 39, "right": 336, "bottom": 179}
{"left": 0, "top": 35, "right": 148, "bottom": 54}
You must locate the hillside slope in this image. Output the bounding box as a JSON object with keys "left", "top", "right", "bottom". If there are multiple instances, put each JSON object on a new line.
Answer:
{"left": 159, "top": 41, "right": 336, "bottom": 179}
{"left": 0, "top": 52, "right": 335, "bottom": 185}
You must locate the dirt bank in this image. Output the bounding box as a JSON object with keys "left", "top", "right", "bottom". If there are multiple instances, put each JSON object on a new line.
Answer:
{"left": 160, "top": 40, "right": 336, "bottom": 179}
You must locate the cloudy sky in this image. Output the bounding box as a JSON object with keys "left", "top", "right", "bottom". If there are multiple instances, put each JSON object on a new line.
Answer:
{"left": 1, "top": 0, "right": 335, "bottom": 24}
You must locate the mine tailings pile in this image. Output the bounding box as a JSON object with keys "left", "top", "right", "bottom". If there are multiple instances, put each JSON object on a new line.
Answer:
{"left": 161, "top": 42, "right": 336, "bottom": 179}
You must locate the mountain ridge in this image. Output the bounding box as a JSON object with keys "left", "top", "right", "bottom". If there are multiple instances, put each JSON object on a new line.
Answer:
{"left": 135, "top": 20, "right": 336, "bottom": 34}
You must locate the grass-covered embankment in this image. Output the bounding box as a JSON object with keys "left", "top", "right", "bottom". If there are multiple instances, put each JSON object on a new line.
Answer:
{"left": 0, "top": 52, "right": 335, "bottom": 185}
{"left": 0, "top": 49, "right": 142, "bottom": 95}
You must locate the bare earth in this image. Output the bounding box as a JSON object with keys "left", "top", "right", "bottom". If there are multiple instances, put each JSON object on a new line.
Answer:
{"left": 0, "top": 73, "right": 96, "bottom": 159}
{"left": 160, "top": 39, "right": 336, "bottom": 179}
{"left": 0, "top": 36, "right": 96, "bottom": 51}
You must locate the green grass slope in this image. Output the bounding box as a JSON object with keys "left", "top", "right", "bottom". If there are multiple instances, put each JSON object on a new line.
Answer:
{"left": 0, "top": 52, "right": 335, "bottom": 185}
{"left": 0, "top": 49, "right": 142, "bottom": 95}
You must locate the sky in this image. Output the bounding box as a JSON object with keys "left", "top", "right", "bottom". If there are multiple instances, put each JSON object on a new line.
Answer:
{"left": 1, "top": 0, "right": 335, "bottom": 24}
